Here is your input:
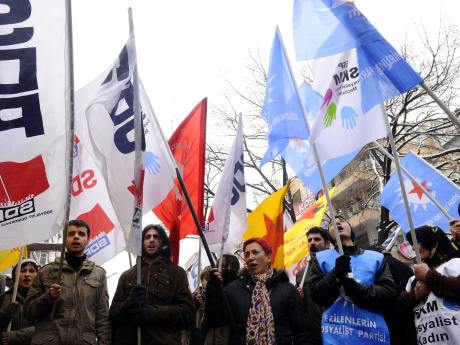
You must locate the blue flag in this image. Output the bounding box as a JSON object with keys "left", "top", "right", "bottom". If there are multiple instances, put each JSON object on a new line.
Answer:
{"left": 281, "top": 138, "right": 358, "bottom": 195}
{"left": 260, "top": 30, "right": 309, "bottom": 166}
{"left": 381, "top": 152, "right": 460, "bottom": 233}
{"left": 293, "top": 0, "right": 422, "bottom": 113}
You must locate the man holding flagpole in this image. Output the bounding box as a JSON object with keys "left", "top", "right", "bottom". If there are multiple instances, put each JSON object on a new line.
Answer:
{"left": 24, "top": 220, "right": 110, "bottom": 345}
{"left": 110, "top": 224, "right": 194, "bottom": 345}
{"left": 309, "top": 215, "right": 396, "bottom": 345}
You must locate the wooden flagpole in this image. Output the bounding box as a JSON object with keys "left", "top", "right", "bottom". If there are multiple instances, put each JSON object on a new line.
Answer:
{"left": 7, "top": 247, "right": 25, "bottom": 332}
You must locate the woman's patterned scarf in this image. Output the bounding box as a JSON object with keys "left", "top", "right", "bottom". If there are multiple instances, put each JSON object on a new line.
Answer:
{"left": 245, "top": 268, "right": 276, "bottom": 345}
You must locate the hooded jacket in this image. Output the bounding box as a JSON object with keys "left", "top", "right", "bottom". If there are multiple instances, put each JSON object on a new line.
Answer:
{"left": 205, "top": 269, "right": 310, "bottom": 345}
{"left": 24, "top": 257, "right": 110, "bottom": 345}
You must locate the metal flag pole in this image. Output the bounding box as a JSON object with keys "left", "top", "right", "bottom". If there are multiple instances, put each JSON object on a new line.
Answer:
{"left": 421, "top": 81, "right": 460, "bottom": 130}
{"left": 196, "top": 239, "right": 202, "bottom": 329}
{"left": 380, "top": 105, "right": 422, "bottom": 263}
{"left": 7, "top": 247, "right": 25, "bottom": 332}
{"left": 276, "top": 26, "right": 344, "bottom": 255}
{"left": 52, "top": 0, "right": 76, "bottom": 319}
{"left": 128, "top": 8, "right": 144, "bottom": 345}
{"left": 373, "top": 141, "right": 454, "bottom": 222}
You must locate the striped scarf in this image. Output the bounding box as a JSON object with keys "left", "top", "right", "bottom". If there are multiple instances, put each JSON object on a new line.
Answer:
{"left": 245, "top": 268, "right": 276, "bottom": 345}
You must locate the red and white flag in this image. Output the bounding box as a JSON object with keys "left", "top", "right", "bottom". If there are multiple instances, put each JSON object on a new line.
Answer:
{"left": 0, "top": 1, "right": 68, "bottom": 250}
{"left": 73, "top": 38, "right": 175, "bottom": 263}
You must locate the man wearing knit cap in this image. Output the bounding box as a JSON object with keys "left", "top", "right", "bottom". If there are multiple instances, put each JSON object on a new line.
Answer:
{"left": 24, "top": 220, "right": 110, "bottom": 345}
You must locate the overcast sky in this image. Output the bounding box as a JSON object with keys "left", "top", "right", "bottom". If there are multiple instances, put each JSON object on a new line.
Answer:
{"left": 69, "top": 0, "right": 460, "bottom": 294}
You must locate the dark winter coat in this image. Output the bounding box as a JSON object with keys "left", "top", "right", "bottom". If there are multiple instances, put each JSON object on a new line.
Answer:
{"left": 205, "top": 269, "right": 310, "bottom": 345}
{"left": 0, "top": 288, "right": 35, "bottom": 345}
{"left": 381, "top": 254, "right": 417, "bottom": 345}
{"left": 24, "top": 258, "right": 110, "bottom": 345}
{"left": 109, "top": 258, "right": 195, "bottom": 345}
{"left": 296, "top": 263, "right": 323, "bottom": 345}
{"left": 308, "top": 246, "right": 397, "bottom": 311}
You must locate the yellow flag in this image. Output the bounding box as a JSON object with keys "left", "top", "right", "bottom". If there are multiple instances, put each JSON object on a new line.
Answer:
{"left": 0, "top": 247, "right": 27, "bottom": 273}
{"left": 284, "top": 187, "right": 335, "bottom": 268}
{"left": 244, "top": 182, "right": 290, "bottom": 269}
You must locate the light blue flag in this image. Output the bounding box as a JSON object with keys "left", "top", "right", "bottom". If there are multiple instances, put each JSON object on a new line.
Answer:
{"left": 282, "top": 138, "right": 358, "bottom": 195}
{"left": 260, "top": 30, "right": 309, "bottom": 166}
{"left": 381, "top": 152, "right": 460, "bottom": 233}
{"left": 293, "top": 0, "right": 422, "bottom": 113}
{"left": 260, "top": 30, "right": 357, "bottom": 190}
{"left": 282, "top": 81, "right": 358, "bottom": 194}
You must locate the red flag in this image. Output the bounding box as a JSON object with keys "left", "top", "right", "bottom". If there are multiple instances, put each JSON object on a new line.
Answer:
{"left": 153, "top": 98, "right": 207, "bottom": 263}
{"left": 0, "top": 155, "right": 49, "bottom": 205}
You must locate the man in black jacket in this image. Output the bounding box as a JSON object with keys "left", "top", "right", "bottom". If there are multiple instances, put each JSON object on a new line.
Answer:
{"left": 308, "top": 216, "right": 397, "bottom": 345}
{"left": 296, "top": 227, "right": 330, "bottom": 345}
{"left": 109, "top": 224, "right": 194, "bottom": 345}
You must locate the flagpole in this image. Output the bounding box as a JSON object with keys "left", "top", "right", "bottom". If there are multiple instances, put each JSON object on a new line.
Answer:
{"left": 276, "top": 26, "right": 344, "bottom": 255}
{"left": 373, "top": 141, "right": 454, "bottom": 222}
{"left": 196, "top": 239, "right": 202, "bottom": 329}
{"left": 380, "top": 105, "right": 422, "bottom": 263}
{"left": 299, "top": 255, "right": 310, "bottom": 287}
{"left": 128, "top": 8, "right": 144, "bottom": 345}
{"left": 421, "top": 82, "right": 460, "bottom": 130}
{"left": 54, "top": 0, "right": 76, "bottom": 316}
{"left": 7, "top": 247, "right": 24, "bottom": 332}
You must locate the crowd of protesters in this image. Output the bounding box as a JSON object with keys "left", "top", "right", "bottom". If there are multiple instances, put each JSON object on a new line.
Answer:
{"left": 0, "top": 218, "right": 459, "bottom": 345}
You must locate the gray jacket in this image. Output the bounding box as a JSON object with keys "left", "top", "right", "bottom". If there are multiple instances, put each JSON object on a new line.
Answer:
{"left": 24, "top": 258, "right": 110, "bottom": 345}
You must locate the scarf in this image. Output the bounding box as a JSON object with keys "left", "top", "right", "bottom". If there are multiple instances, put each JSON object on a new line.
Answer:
{"left": 246, "top": 268, "right": 276, "bottom": 345}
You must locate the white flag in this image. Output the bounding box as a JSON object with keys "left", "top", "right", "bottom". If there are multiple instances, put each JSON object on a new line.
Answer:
{"left": 73, "top": 39, "right": 175, "bottom": 262}
{"left": 307, "top": 49, "right": 387, "bottom": 165}
{"left": 205, "top": 115, "right": 247, "bottom": 255}
{"left": 0, "top": 1, "right": 67, "bottom": 250}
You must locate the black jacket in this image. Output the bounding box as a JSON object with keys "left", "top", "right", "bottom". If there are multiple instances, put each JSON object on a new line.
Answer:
{"left": 0, "top": 288, "right": 35, "bottom": 345}
{"left": 109, "top": 258, "right": 194, "bottom": 345}
{"left": 205, "top": 269, "right": 310, "bottom": 345}
{"left": 296, "top": 263, "right": 323, "bottom": 345}
{"left": 308, "top": 246, "right": 397, "bottom": 311}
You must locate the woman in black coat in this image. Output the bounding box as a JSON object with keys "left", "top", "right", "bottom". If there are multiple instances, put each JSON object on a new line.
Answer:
{"left": 205, "top": 237, "right": 310, "bottom": 345}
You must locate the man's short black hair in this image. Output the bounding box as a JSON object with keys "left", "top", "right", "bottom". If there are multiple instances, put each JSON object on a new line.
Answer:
{"left": 307, "top": 227, "right": 330, "bottom": 243}
{"left": 68, "top": 219, "right": 91, "bottom": 238}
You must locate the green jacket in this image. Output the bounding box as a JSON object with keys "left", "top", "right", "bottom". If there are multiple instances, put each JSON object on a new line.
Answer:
{"left": 109, "top": 258, "right": 194, "bottom": 345}
{"left": 0, "top": 289, "right": 35, "bottom": 345}
{"left": 24, "top": 258, "right": 110, "bottom": 345}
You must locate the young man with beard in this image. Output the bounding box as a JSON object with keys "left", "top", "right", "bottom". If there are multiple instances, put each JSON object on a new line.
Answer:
{"left": 296, "top": 227, "right": 330, "bottom": 345}
{"left": 308, "top": 216, "right": 396, "bottom": 345}
{"left": 110, "top": 224, "right": 194, "bottom": 345}
{"left": 25, "top": 220, "right": 110, "bottom": 345}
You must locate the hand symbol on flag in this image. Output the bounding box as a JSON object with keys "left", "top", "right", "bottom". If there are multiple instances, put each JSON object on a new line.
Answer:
{"left": 341, "top": 106, "right": 358, "bottom": 129}
{"left": 323, "top": 102, "right": 337, "bottom": 127}
{"left": 144, "top": 151, "right": 161, "bottom": 174}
